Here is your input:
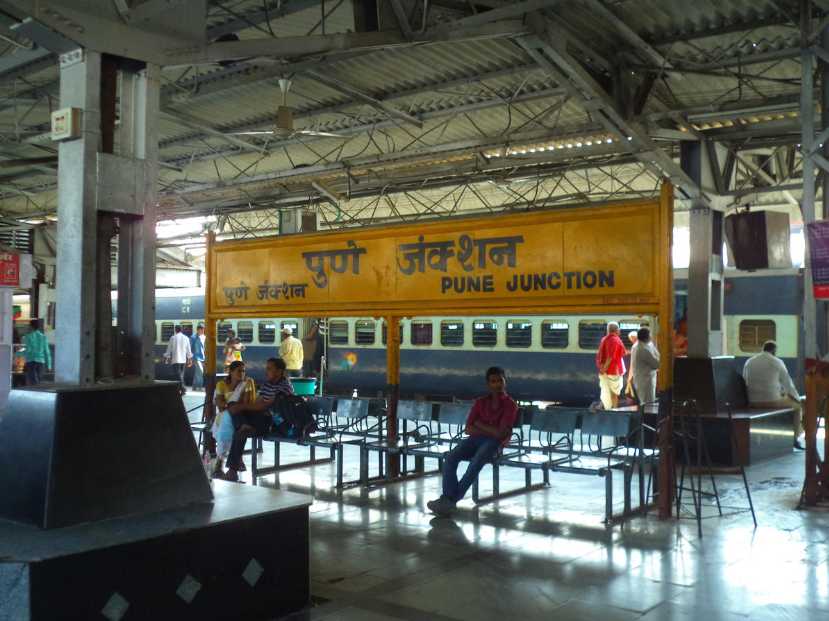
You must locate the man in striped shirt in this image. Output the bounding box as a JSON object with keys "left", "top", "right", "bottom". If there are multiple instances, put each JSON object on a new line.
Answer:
{"left": 220, "top": 358, "right": 294, "bottom": 482}
{"left": 258, "top": 357, "right": 295, "bottom": 402}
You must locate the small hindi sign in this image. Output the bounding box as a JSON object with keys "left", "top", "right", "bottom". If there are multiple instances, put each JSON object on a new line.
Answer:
{"left": 0, "top": 251, "right": 19, "bottom": 287}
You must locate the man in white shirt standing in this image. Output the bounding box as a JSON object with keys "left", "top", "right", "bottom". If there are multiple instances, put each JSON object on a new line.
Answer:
{"left": 743, "top": 340, "right": 803, "bottom": 449}
{"left": 279, "top": 326, "right": 304, "bottom": 378}
{"left": 164, "top": 325, "right": 192, "bottom": 394}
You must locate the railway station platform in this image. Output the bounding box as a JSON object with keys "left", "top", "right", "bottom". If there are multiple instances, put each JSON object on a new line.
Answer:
{"left": 180, "top": 395, "right": 828, "bottom": 621}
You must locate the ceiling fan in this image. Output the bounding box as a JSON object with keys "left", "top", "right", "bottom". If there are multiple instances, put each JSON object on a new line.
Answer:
{"left": 227, "top": 79, "right": 347, "bottom": 140}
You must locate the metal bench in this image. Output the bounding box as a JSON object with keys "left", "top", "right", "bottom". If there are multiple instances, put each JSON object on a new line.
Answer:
{"left": 403, "top": 402, "right": 470, "bottom": 466}
{"left": 471, "top": 406, "right": 577, "bottom": 504}
{"left": 358, "top": 399, "right": 443, "bottom": 484}
{"left": 249, "top": 396, "right": 338, "bottom": 486}
{"left": 544, "top": 407, "right": 642, "bottom": 524}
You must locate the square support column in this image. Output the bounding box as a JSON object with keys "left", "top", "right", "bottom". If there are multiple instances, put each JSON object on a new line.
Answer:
{"left": 680, "top": 141, "right": 727, "bottom": 358}
{"left": 55, "top": 50, "right": 102, "bottom": 384}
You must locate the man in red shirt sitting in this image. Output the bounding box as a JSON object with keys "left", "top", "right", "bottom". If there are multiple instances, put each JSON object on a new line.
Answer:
{"left": 596, "top": 321, "right": 626, "bottom": 409}
{"left": 427, "top": 366, "right": 518, "bottom": 516}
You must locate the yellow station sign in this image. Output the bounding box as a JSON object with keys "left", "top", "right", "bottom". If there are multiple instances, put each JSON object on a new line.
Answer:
{"left": 207, "top": 193, "right": 672, "bottom": 318}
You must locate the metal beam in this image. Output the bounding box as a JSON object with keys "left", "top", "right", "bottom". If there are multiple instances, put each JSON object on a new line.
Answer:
{"left": 518, "top": 30, "right": 704, "bottom": 199}
{"left": 389, "top": 0, "right": 414, "bottom": 40}
{"left": 581, "top": 0, "right": 671, "bottom": 69}
{"left": 311, "top": 181, "right": 342, "bottom": 208}
{"left": 0, "top": 47, "right": 53, "bottom": 80}
{"left": 305, "top": 70, "right": 423, "bottom": 128}
{"left": 167, "top": 20, "right": 526, "bottom": 65}
{"left": 206, "top": 0, "right": 321, "bottom": 39}
{"left": 732, "top": 149, "right": 799, "bottom": 205}
{"left": 12, "top": 17, "right": 78, "bottom": 53}
{"left": 434, "top": 0, "right": 560, "bottom": 28}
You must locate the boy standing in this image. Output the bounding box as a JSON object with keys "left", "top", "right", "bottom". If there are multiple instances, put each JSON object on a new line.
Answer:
{"left": 427, "top": 366, "right": 517, "bottom": 516}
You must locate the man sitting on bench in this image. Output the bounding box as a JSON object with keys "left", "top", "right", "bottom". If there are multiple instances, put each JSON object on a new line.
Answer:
{"left": 220, "top": 358, "right": 294, "bottom": 482}
{"left": 743, "top": 340, "right": 804, "bottom": 450}
{"left": 427, "top": 366, "right": 518, "bottom": 516}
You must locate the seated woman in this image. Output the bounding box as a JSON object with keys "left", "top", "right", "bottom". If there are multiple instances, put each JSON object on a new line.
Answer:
{"left": 213, "top": 361, "right": 256, "bottom": 479}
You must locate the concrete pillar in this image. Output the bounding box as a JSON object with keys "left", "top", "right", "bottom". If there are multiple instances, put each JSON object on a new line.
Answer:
{"left": 55, "top": 49, "right": 159, "bottom": 384}
{"left": 115, "top": 65, "right": 160, "bottom": 381}
{"left": 680, "top": 141, "right": 728, "bottom": 358}
{"left": 55, "top": 50, "right": 102, "bottom": 384}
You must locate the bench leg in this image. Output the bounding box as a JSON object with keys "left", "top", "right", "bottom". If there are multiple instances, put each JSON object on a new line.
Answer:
{"left": 251, "top": 441, "right": 258, "bottom": 487}
{"left": 604, "top": 470, "right": 613, "bottom": 524}
{"left": 415, "top": 455, "right": 425, "bottom": 474}
{"left": 493, "top": 464, "right": 500, "bottom": 498}
{"left": 543, "top": 466, "right": 550, "bottom": 486}
{"left": 336, "top": 446, "right": 344, "bottom": 488}
{"left": 472, "top": 477, "right": 479, "bottom": 503}
{"left": 525, "top": 468, "right": 532, "bottom": 489}
{"left": 624, "top": 466, "right": 632, "bottom": 515}
{"left": 360, "top": 446, "right": 369, "bottom": 485}
{"left": 274, "top": 441, "right": 280, "bottom": 469}
{"left": 310, "top": 445, "right": 316, "bottom": 462}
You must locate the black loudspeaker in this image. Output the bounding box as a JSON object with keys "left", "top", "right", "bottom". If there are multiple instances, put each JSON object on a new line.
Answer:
{"left": 724, "top": 211, "right": 791, "bottom": 270}
{"left": 673, "top": 356, "right": 747, "bottom": 413}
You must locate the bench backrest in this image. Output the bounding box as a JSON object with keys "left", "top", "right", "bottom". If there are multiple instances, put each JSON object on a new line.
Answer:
{"left": 581, "top": 411, "right": 634, "bottom": 437}
{"left": 307, "top": 396, "right": 335, "bottom": 420}
{"left": 396, "top": 400, "right": 433, "bottom": 422}
{"left": 530, "top": 409, "right": 580, "bottom": 434}
{"left": 335, "top": 397, "right": 385, "bottom": 420}
{"left": 437, "top": 402, "right": 470, "bottom": 426}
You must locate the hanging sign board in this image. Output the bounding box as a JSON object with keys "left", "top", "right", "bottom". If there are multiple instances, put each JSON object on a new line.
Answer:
{"left": 807, "top": 220, "right": 829, "bottom": 299}
{"left": 207, "top": 195, "right": 672, "bottom": 318}
{"left": 0, "top": 251, "right": 20, "bottom": 288}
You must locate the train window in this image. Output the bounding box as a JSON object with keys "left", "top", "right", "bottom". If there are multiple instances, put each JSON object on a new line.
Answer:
{"left": 237, "top": 321, "right": 254, "bottom": 343}
{"left": 329, "top": 320, "right": 349, "bottom": 345}
{"left": 411, "top": 320, "right": 433, "bottom": 346}
{"left": 506, "top": 321, "right": 532, "bottom": 348}
{"left": 180, "top": 322, "right": 193, "bottom": 337}
{"left": 217, "top": 322, "right": 232, "bottom": 343}
{"left": 541, "top": 321, "right": 569, "bottom": 349}
{"left": 355, "top": 320, "right": 376, "bottom": 345}
{"left": 472, "top": 320, "right": 497, "bottom": 347}
{"left": 440, "top": 320, "right": 464, "bottom": 347}
{"left": 618, "top": 321, "right": 641, "bottom": 334}
{"left": 160, "top": 322, "right": 174, "bottom": 342}
{"left": 739, "top": 319, "right": 776, "bottom": 352}
{"left": 578, "top": 321, "right": 607, "bottom": 349}
{"left": 258, "top": 321, "right": 276, "bottom": 344}
{"left": 381, "top": 322, "right": 404, "bottom": 345}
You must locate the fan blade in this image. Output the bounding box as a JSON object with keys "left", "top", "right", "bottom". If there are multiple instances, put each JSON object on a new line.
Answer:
{"left": 224, "top": 130, "right": 276, "bottom": 136}
{"left": 298, "top": 130, "right": 348, "bottom": 138}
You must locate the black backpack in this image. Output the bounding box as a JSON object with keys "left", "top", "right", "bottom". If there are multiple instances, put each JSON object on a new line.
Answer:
{"left": 273, "top": 396, "right": 316, "bottom": 438}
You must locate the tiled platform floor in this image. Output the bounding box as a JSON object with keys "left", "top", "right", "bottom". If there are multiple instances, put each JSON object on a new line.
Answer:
{"left": 183, "top": 395, "right": 829, "bottom": 621}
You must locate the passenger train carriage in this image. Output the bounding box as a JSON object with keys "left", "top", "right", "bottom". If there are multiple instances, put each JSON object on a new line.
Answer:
{"left": 134, "top": 269, "right": 804, "bottom": 404}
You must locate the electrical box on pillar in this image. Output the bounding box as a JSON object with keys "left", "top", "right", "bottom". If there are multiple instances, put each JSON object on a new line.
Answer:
{"left": 50, "top": 107, "right": 82, "bottom": 141}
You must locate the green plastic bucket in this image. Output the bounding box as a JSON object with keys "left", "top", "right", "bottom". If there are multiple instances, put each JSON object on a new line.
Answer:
{"left": 292, "top": 377, "right": 317, "bottom": 396}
